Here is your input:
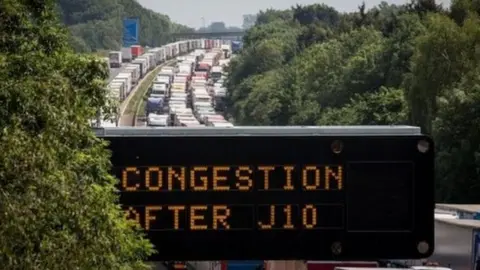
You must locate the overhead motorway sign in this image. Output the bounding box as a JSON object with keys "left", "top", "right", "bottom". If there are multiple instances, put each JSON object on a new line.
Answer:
{"left": 95, "top": 126, "right": 435, "bottom": 261}
{"left": 122, "top": 17, "right": 139, "bottom": 47}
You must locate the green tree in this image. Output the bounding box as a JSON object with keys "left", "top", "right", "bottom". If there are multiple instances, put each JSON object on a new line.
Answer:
{"left": 317, "top": 87, "right": 408, "bottom": 125}
{"left": 404, "top": 13, "right": 480, "bottom": 133}
{"left": 227, "top": 1, "right": 480, "bottom": 203}
{"left": 57, "top": 0, "right": 194, "bottom": 52}
{"left": 0, "top": 0, "right": 154, "bottom": 268}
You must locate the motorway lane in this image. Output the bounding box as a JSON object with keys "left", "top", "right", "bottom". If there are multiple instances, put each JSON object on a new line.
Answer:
{"left": 119, "top": 59, "right": 177, "bottom": 126}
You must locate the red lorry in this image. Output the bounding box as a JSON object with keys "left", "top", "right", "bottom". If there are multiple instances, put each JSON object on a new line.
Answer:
{"left": 131, "top": 45, "right": 143, "bottom": 59}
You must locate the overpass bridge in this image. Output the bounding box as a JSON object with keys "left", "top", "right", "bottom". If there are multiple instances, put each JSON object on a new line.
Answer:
{"left": 170, "top": 31, "right": 245, "bottom": 41}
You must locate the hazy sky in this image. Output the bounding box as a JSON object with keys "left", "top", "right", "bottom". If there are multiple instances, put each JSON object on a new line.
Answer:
{"left": 137, "top": 0, "right": 451, "bottom": 28}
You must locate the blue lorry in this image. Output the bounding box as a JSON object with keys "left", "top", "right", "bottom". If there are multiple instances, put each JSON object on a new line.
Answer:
{"left": 145, "top": 97, "right": 164, "bottom": 115}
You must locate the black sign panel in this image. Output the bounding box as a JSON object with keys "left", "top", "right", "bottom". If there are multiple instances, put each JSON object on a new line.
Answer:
{"left": 104, "top": 134, "right": 434, "bottom": 261}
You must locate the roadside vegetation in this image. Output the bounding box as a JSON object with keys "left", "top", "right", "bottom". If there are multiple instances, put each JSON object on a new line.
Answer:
{"left": 0, "top": 0, "right": 154, "bottom": 268}
{"left": 226, "top": 0, "right": 480, "bottom": 203}
{"left": 57, "top": 0, "right": 193, "bottom": 52}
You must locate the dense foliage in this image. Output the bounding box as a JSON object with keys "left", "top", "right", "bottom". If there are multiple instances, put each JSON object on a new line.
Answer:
{"left": 57, "top": 0, "right": 194, "bottom": 52}
{"left": 226, "top": 0, "right": 480, "bottom": 203}
{"left": 0, "top": 0, "right": 154, "bottom": 268}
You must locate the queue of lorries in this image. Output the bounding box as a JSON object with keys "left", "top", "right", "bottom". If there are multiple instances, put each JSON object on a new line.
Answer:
{"left": 91, "top": 39, "right": 232, "bottom": 127}
{"left": 145, "top": 43, "right": 234, "bottom": 128}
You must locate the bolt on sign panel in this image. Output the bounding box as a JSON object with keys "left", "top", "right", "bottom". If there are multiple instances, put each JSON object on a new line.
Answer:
{"left": 96, "top": 127, "right": 435, "bottom": 261}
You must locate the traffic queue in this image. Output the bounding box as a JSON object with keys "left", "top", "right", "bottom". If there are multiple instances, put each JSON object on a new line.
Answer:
{"left": 145, "top": 42, "right": 234, "bottom": 127}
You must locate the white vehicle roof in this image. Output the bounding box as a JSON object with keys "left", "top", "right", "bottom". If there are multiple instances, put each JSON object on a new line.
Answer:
{"left": 211, "top": 66, "right": 222, "bottom": 72}
{"left": 155, "top": 77, "right": 169, "bottom": 82}
{"left": 170, "top": 100, "right": 186, "bottom": 105}
{"left": 195, "top": 100, "right": 212, "bottom": 105}
{"left": 159, "top": 71, "right": 173, "bottom": 75}
{"left": 171, "top": 94, "right": 187, "bottom": 99}
{"left": 116, "top": 72, "right": 131, "bottom": 77}
{"left": 178, "top": 115, "right": 197, "bottom": 119}
{"left": 148, "top": 113, "right": 168, "bottom": 120}
{"left": 179, "top": 116, "right": 199, "bottom": 121}
{"left": 148, "top": 114, "right": 168, "bottom": 126}
{"left": 180, "top": 120, "right": 200, "bottom": 125}
{"left": 193, "top": 89, "right": 209, "bottom": 94}
{"left": 171, "top": 90, "right": 185, "bottom": 94}
{"left": 177, "top": 115, "right": 195, "bottom": 120}
{"left": 99, "top": 121, "right": 117, "bottom": 128}
{"left": 111, "top": 79, "right": 127, "bottom": 85}
{"left": 194, "top": 88, "right": 210, "bottom": 92}
{"left": 174, "top": 109, "right": 193, "bottom": 114}
{"left": 198, "top": 109, "right": 215, "bottom": 114}
{"left": 206, "top": 115, "right": 225, "bottom": 119}
{"left": 192, "top": 83, "right": 207, "bottom": 88}
{"left": 125, "top": 65, "right": 138, "bottom": 69}
{"left": 153, "top": 83, "right": 169, "bottom": 88}
{"left": 212, "top": 122, "right": 234, "bottom": 127}
{"left": 170, "top": 93, "right": 187, "bottom": 100}
{"left": 198, "top": 109, "right": 216, "bottom": 115}
{"left": 170, "top": 105, "right": 187, "bottom": 110}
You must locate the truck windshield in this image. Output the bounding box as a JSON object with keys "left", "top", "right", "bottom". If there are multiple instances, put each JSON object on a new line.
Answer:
{"left": 197, "top": 97, "right": 211, "bottom": 103}
{"left": 151, "top": 89, "right": 165, "bottom": 95}
{"left": 211, "top": 72, "right": 222, "bottom": 78}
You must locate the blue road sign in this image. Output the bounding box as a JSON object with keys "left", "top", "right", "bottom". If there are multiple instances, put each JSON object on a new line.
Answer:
{"left": 123, "top": 18, "right": 139, "bottom": 47}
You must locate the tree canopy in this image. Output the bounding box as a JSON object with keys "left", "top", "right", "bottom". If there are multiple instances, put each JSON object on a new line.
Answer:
{"left": 226, "top": 0, "right": 480, "bottom": 203}
{"left": 0, "top": 0, "right": 154, "bottom": 268}
{"left": 57, "top": 0, "right": 194, "bottom": 52}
